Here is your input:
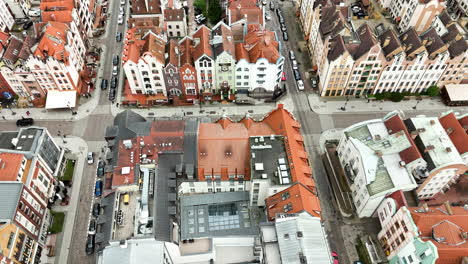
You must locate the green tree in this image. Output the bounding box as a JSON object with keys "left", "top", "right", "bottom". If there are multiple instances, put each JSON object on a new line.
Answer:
{"left": 390, "top": 92, "right": 404, "bottom": 102}
{"left": 207, "top": 0, "right": 222, "bottom": 24}
{"left": 426, "top": 85, "right": 440, "bottom": 97}
{"left": 194, "top": 0, "right": 206, "bottom": 16}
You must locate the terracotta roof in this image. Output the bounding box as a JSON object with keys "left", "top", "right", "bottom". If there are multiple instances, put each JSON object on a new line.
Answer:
{"left": 142, "top": 31, "right": 165, "bottom": 63}
{"left": 122, "top": 27, "right": 146, "bottom": 63}
{"left": 378, "top": 29, "right": 403, "bottom": 57}
{"left": 0, "top": 31, "right": 9, "bottom": 54}
{"left": 243, "top": 29, "right": 281, "bottom": 64}
{"left": 399, "top": 28, "right": 424, "bottom": 57}
{"left": 34, "top": 22, "right": 70, "bottom": 63}
{"left": 164, "top": 8, "right": 184, "bottom": 21}
{"left": 40, "top": 0, "right": 74, "bottom": 22}
{"left": 0, "top": 153, "right": 24, "bottom": 181}
{"left": 384, "top": 113, "right": 423, "bottom": 164}
{"left": 387, "top": 190, "right": 408, "bottom": 211}
{"left": 192, "top": 26, "right": 212, "bottom": 61}
{"left": 130, "top": 0, "right": 162, "bottom": 15}
{"left": 178, "top": 37, "right": 194, "bottom": 66}
{"left": 439, "top": 112, "right": 468, "bottom": 155}
{"left": 228, "top": 0, "right": 263, "bottom": 25}
{"left": 410, "top": 205, "right": 468, "bottom": 264}
{"left": 263, "top": 105, "right": 314, "bottom": 186}
{"left": 420, "top": 28, "right": 447, "bottom": 56}
{"left": 447, "top": 39, "right": 467, "bottom": 58}
{"left": 128, "top": 17, "right": 160, "bottom": 29}
{"left": 3, "top": 36, "right": 23, "bottom": 64}
{"left": 212, "top": 22, "right": 235, "bottom": 58}
{"left": 265, "top": 182, "right": 321, "bottom": 220}
{"left": 235, "top": 43, "right": 249, "bottom": 62}
{"left": 327, "top": 35, "right": 347, "bottom": 61}
{"left": 166, "top": 39, "right": 179, "bottom": 65}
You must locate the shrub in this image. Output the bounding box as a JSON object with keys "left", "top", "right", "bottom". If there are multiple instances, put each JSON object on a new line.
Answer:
{"left": 390, "top": 92, "right": 404, "bottom": 102}
{"left": 426, "top": 85, "right": 440, "bottom": 97}
{"left": 207, "top": 0, "right": 222, "bottom": 24}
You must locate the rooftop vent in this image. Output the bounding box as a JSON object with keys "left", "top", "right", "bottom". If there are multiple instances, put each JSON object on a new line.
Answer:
{"left": 424, "top": 145, "right": 435, "bottom": 152}
{"left": 374, "top": 134, "right": 381, "bottom": 140}
{"left": 430, "top": 120, "right": 436, "bottom": 125}
{"left": 446, "top": 127, "right": 454, "bottom": 135}
{"left": 446, "top": 147, "right": 452, "bottom": 152}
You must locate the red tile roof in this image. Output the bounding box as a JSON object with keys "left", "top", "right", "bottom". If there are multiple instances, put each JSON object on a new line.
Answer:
{"left": 0, "top": 153, "right": 24, "bottom": 181}
{"left": 40, "top": 0, "right": 74, "bottom": 23}
{"left": 384, "top": 113, "right": 423, "bottom": 164}
{"left": 122, "top": 27, "right": 146, "bottom": 63}
{"left": 439, "top": 112, "right": 468, "bottom": 155}
{"left": 243, "top": 29, "right": 281, "bottom": 64}
{"left": 265, "top": 183, "right": 321, "bottom": 220}
{"left": 142, "top": 31, "right": 166, "bottom": 64}
{"left": 192, "top": 26, "right": 212, "bottom": 61}
{"left": 228, "top": 0, "right": 263, "bottom": 25}
{"left": 164, "top": 8, "right": 185, "bottom": 21}
{"left": 0, "top": 31, "right": 9, "bottom": 54}
{"left": 410, "top": 205, "right": 468, "bottom": 264}
{"left": 33, "top": 22, "right": 71, "bottom": 63}
{"left": 179, "top": 37, "right": 194, "bottom": 66}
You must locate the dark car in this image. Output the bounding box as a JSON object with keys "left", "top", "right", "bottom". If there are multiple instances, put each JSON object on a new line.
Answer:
{"left": 92, "top": 203, "right": 100, "bottom": 217}
{"left": 95, "top": 180, "right": 103, "bottom": 197}
{"left": 108, "top": 89, "right": 116, "bottom": 101}
{"left": 88, "top": 219, "right": 97, "bottom": 235}
{"left": 311, "top": 77, "right": 318, "bottom": 88}
{"left": 113, "top": 55, "right": 119, "bottom": 66}
{"left": 278, "top": 13, "right": 284, "bottom": 23}
{"left": 293, "top": 69, "right": 301, "bottom": 81}
{"left": 97, "top": 166, "right": 104, "bottom": 177}
{"left": 16, "top": 118, "right": 34, "bottom": 127}
{"left": 282, "top": 32, "right": 288, "bottom": 41}
{"left": 85, "top": 235, "right": 95, "bottom": 255}
{"left": 111, "top": 76, "right": 117, "bottom": 89}
{"left": 101, "top": 79, "right": 108, "bottom": 90}
{"left": 116, "top": 32, "right": 123, "bottom": 42}
{"left": 23, "top": 21, "right": 33, "bottom": 30}
{"left": 269, "top": 1, "right": 275, "bottom": 10}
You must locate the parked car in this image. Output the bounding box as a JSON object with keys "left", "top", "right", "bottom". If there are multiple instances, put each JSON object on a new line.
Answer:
{"left": 311, "top": 77, "right": 318, "bottom": 88}
{"left": 270, "top": 1, "right": 275, "bottom": 10}
{"left": 289, "top": 50, "right": 295, "bottom": 60}
{"left": 118, "top": 15, "right": 124, "bottom": 25}
{"left": 293, "top": 69, "right": 301, "bottom": 81}
{"left": 101, "top": 79, "right": 108, "bottom": 90}
{"left": 97, "top": 166, "right": 104, "bottom": 177}
{"left": 113, "top": 55, "right": 120, "bottom": 66}
{"left": 332, "top": 251, "right": 339, "bottom": 264}
{"left": 281, "top": 71, "right": 286, "bottom": 81}
{"left": 296, "top": 80, "right": 304, "bottom": 91}
{"left": 282, "top": 32, "right": 288, "bottom": 41}
{"left": 85, "top": 235, "right": 95, "bottom": 255}
{"left": 87, "top": 152, "right": 94, "bottom": 164}
{"left": 262, "top": 0, "right": 267, "bottom": 5}
{"left": 109, "top": 88, "right": 116, "bottom": 101}
{"left": 292, "top": 60, "right": 298, "bottom": 70}
{"left": 23, "top": 21, "right": 33, "bottom": 30}
{"left": 16, "top": 118, "right": 34, "bottom": 127}
{"left": 111, "top": 77, "right": 118, "bottom": 89}
{"left": 92, "top": 203, "right": 101, "bottom": 217}
{"left": 278, "top": 13, "right": 285, "bottom": 23}
{"left": 265, "top": 12, "right": 271, "bottom": 21}
{"left": 120, "top": 0, "right": 126, "bottom": 4}
{"left": 281, "top": 23, "right": 287, "bottom": 32}
{"left": 28, "top": 9, "right": 41, "bottom": 17}
{"left": 95, "top": 180, "right": 103, "bottom": 197}
{"left": 112, "top": 66, "right": 119, "bottom": 76}
{"left": 88, "top": 219, "right": 97, "bottom": 235}
{"left": 116, "top": 32, "right": 122, "bottom": 42}
{"left": 119, "top": 7, "right": 125, "bottom": 15}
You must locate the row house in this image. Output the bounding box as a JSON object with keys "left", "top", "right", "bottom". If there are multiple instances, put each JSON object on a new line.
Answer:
{"left": 164, "top": 8, "right": 187, "bottom": 38}
{"left": 212, "top": 22, "right": 236, "bottom": 100}
{"left": 192, "top": 26, "right": 215, "bottom": 100}
{"left": 388, "top": 0, "right": 445, "bottom": 33}
{"left": 164, "top": 39, "right": 182, "bottom": 99}
{"left": 0, "top": 0, "right": 15, "bottom": 31}
{"left": 178, "top": 37, "right": 198, "bottom": 102}
{"left": 123, "top": 28, "right": 168, "bottom": 102}
{"left": 226, "top": 0, "right": 264, "bottom": 27}
{"left": 446, "top": 0, "right": 468, "bottom": 19}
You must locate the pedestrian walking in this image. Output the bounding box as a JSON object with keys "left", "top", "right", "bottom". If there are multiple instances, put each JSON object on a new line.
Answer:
{"left": 26, "top": 111, "right": 30, "bottom": 116}
{"left": 1, "top": 116, "right": 5, "bottom": 120}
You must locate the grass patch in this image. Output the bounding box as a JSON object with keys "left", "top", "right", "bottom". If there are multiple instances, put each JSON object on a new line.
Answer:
{"left": 355, "top": 237, "right": 372, "bottom": 264}
{"left": 61, "top": 159, "right": 76, "bottom": 181}
{"left": 48, "top": 211, "right": 65, "bottom": 234}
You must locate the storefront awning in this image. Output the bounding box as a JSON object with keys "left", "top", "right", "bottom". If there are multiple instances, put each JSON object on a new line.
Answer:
{"left": 45, "top": 90, "right": 77, "bottom": 109}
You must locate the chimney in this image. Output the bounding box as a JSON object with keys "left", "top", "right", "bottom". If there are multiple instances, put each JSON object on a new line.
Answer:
{"left": 423, "top": 203, "right": 429, "bottom": 212}
{"left": 446, "top": 147, "right": 452, "bottom": 152}
{"left": 430, "top": 120, "right": 436, "bottom": 125}
{"left": 443, "top": 201, "right": 453, "bottom": 215}
{"left": 424, "top": 145, "right": 435, "bottom": 152}
{"left": 446, "top": 127, "right": 454, "bottom": 135}
{"left": 375, "top": 150, "right": 383, "bottom": 157}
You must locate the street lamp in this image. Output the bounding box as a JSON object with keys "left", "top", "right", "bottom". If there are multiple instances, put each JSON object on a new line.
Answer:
{"left": 7, "top": 105, "right": 16, "bottom": 115}
{"left": 340, "top": 96, "right": 349, "bottom": 111}
{"left": 67, "top": 102, "right": 77, "bottom": 115}
{"left": 412, "top": 100, "right": 421, "bottom": 110}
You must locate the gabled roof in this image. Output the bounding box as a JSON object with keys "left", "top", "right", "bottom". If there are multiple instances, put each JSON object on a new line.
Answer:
{"left": 142, "top": 30, "right": 165, "bottom": 64}
{"left": 399, "top": 28, "right": 424, "bottom": 57}
{"left": 0, "top": 153, "right": 24, "bottom": 181}
{"left": 130, "top": 0, "right": 162, "bottom": 15}
{"left": 352, "top": 24, "right": 378, "bottom": 60}
{"left": 192, "top": 26, "right": 212, "bottom": 61}
{"left": 166, "top": 39, "right": 179, "bottom": 66}
{"left": 265, "top": 183, "right": 321, "bottom": 220}
{"left": 441, "top": 24, "right": 463, "bottom": 44}
{"left": 40, "top": 0, "right": 74, "bottom": 23}
{"left": 228, "top": 0, "right": 263, "bottom": 25}
{"left": 439, "top": 112, "right": 468, "bottom": 155}
{"left": 33, "top": 22, "right": 70, "bottom": 63}
{"left": 327, "top": 35, "right": 347, "bottom": 61}
{"left": 438, "top": 10, "right": 453, "bottom": 27}
{"left": 447, "top": 39, "right": 467, "bottom": 58}
{"left": 243, "top": 29, "right": 281, "bottom": 64}
{"left": 211, "top": 22, "right": 235, "bottom": 58}
{"left": 420, "top": 28, "right": 447, "bottom": 57}
{"left": 178, "top": 37, "right": 194, "bottom": 66}
{"left": 378, "top": 29, "right": 403, "bottom": 57}
{"left": 164, "top": 8, "right": 184, "bottom": 21}
{"left": 319, "top": 4, "right": 346, "bottom": 41}
{"left": 3, "top": 36, "right": 23, "bottom": 64}
{"left": 0, "top": 31, "right": 9, "bottom": 54}
{"left": 122, "top": 27, "right": 146, "bottom": 64}
{"left": 235, "top": 43, "right": 250, "bottom": 62}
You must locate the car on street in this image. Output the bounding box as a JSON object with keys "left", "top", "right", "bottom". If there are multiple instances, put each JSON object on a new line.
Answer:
{"left": 282, "top": 32, "right": 288, "bottom": 41}
{"left": 85, "top": 235, "right": 95, "bottom": 255}
{"left": 118, "top": 15, "right": 124, "bottom": 25}
{"left": 95, "top": 180, "right": 103, "bottom": 197}
{"left": 119, "top": 7, "right": 125, "bottom": 15}
{"left": 293, "top": 69, "right": 301, "bottom": 81}
{"left": 281, "top": 23, "right": 287, "bottom": 32}
{"left": 109, "top": 88, "right": 116, "bottom": 101}
{"left": 281, "top": 71, "right": 286, "bottom": 81}
{"left": 296, "top": 80, "right": 304, "bottom": 91}
{"left": 278, "top": 13, "right": 285, "bottom": 23}
{"left": 120, "top": 0, "right": 125, "bottom": 5}
{"left": 88, "top": 219, "right": 97, "bottom": 235}
{"left": 16, "top": 118, "right": 34, "bottom": 127}
{"left": 87, "top": 152, "right": 94, "bottom": 164}
{"left": 92, "top": 203, "right": 101, "bottom": 217}
{"left": 112, "top": 66, "right": 119, "bottom": 76}
{"left": 101, "top": 79, "right": 108, "bottom": 90}
{"left": 111, "top": 77, "right": 118, "bottom": 89}
{"left": 262, "top": 0, "right": 266, "bottom": 5}
{"left": 97, "top": 166, "right": 104, "bottom": 177}
{"left": 265, "top": 12, "right": 271, "bottom": 21}
{"left": 311, "top": 77, "right": 318, "bottom": 88}
{"left": 270, "top": 2, "right": 275, "bottom": 10}
{"left": 116, "top": 32, "right": 123, "bottom": 42}
{"left": 332, "top": 251, "right": 339, "bottom": 264}
{"left": 113, "top": 55, "right": 120, "bottom": 66}
{"left": 289, "top": 50, "right": 295, "bottom": 60}
{"left": 23, "top": 21, "right": 34, "bottom": 30}
{"left": 292, "top": 60, "right": 298, "bottom": 70}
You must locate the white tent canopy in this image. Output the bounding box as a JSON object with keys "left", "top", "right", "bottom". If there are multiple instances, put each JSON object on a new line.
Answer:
{"left": 45, "top": 90, "right": 77, "bottom": 109}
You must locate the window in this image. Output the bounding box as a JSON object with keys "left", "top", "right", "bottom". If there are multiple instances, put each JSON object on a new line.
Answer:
{"left": 283, "top": 203, "right": 293, "bottom": 212}
{"left": 284, "top": 234, "right": 290, "bottom": 240}
{"left": 297, "top": 231, "right": 303, "bottom": 238}
{"left": 281, "top": 192, "right": 290, "bottom": 200}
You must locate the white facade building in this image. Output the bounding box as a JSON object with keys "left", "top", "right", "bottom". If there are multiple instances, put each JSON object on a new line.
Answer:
{"left": 389, "top": 0, "right": 445, "bottom": 33}
{"left": 0, "top": 0, "right": 15, "bottom": 31}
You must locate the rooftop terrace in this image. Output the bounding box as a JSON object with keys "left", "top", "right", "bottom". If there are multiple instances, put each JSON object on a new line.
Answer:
{"left": 250, "top": 135, "right": 290, "bottom": 185}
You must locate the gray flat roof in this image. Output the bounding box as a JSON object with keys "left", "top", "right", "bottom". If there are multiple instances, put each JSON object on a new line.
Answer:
{"left": 250, "top": 135, "right": 290, "bottom": 185}
{"left": 100, "top": 238, "right": 166, "bottom": 264}
{"left": 180, "top": 192, "right": 258, "bottom": 240}
{"left": 0, "top": 131, "right": 18, "bottom": 149}
{"left": 0, "top": 182, "right": 22, "bottom": 221}
{"left": 15, "top": 128, "right": 43, "bottom": 151}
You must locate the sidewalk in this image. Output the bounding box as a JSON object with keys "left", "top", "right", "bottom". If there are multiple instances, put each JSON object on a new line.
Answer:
{"left": 40, "top": 137, "right": 88, "bottom": 264}
{"left": 308, "top": 93, "right": 468, "bottom": 114}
